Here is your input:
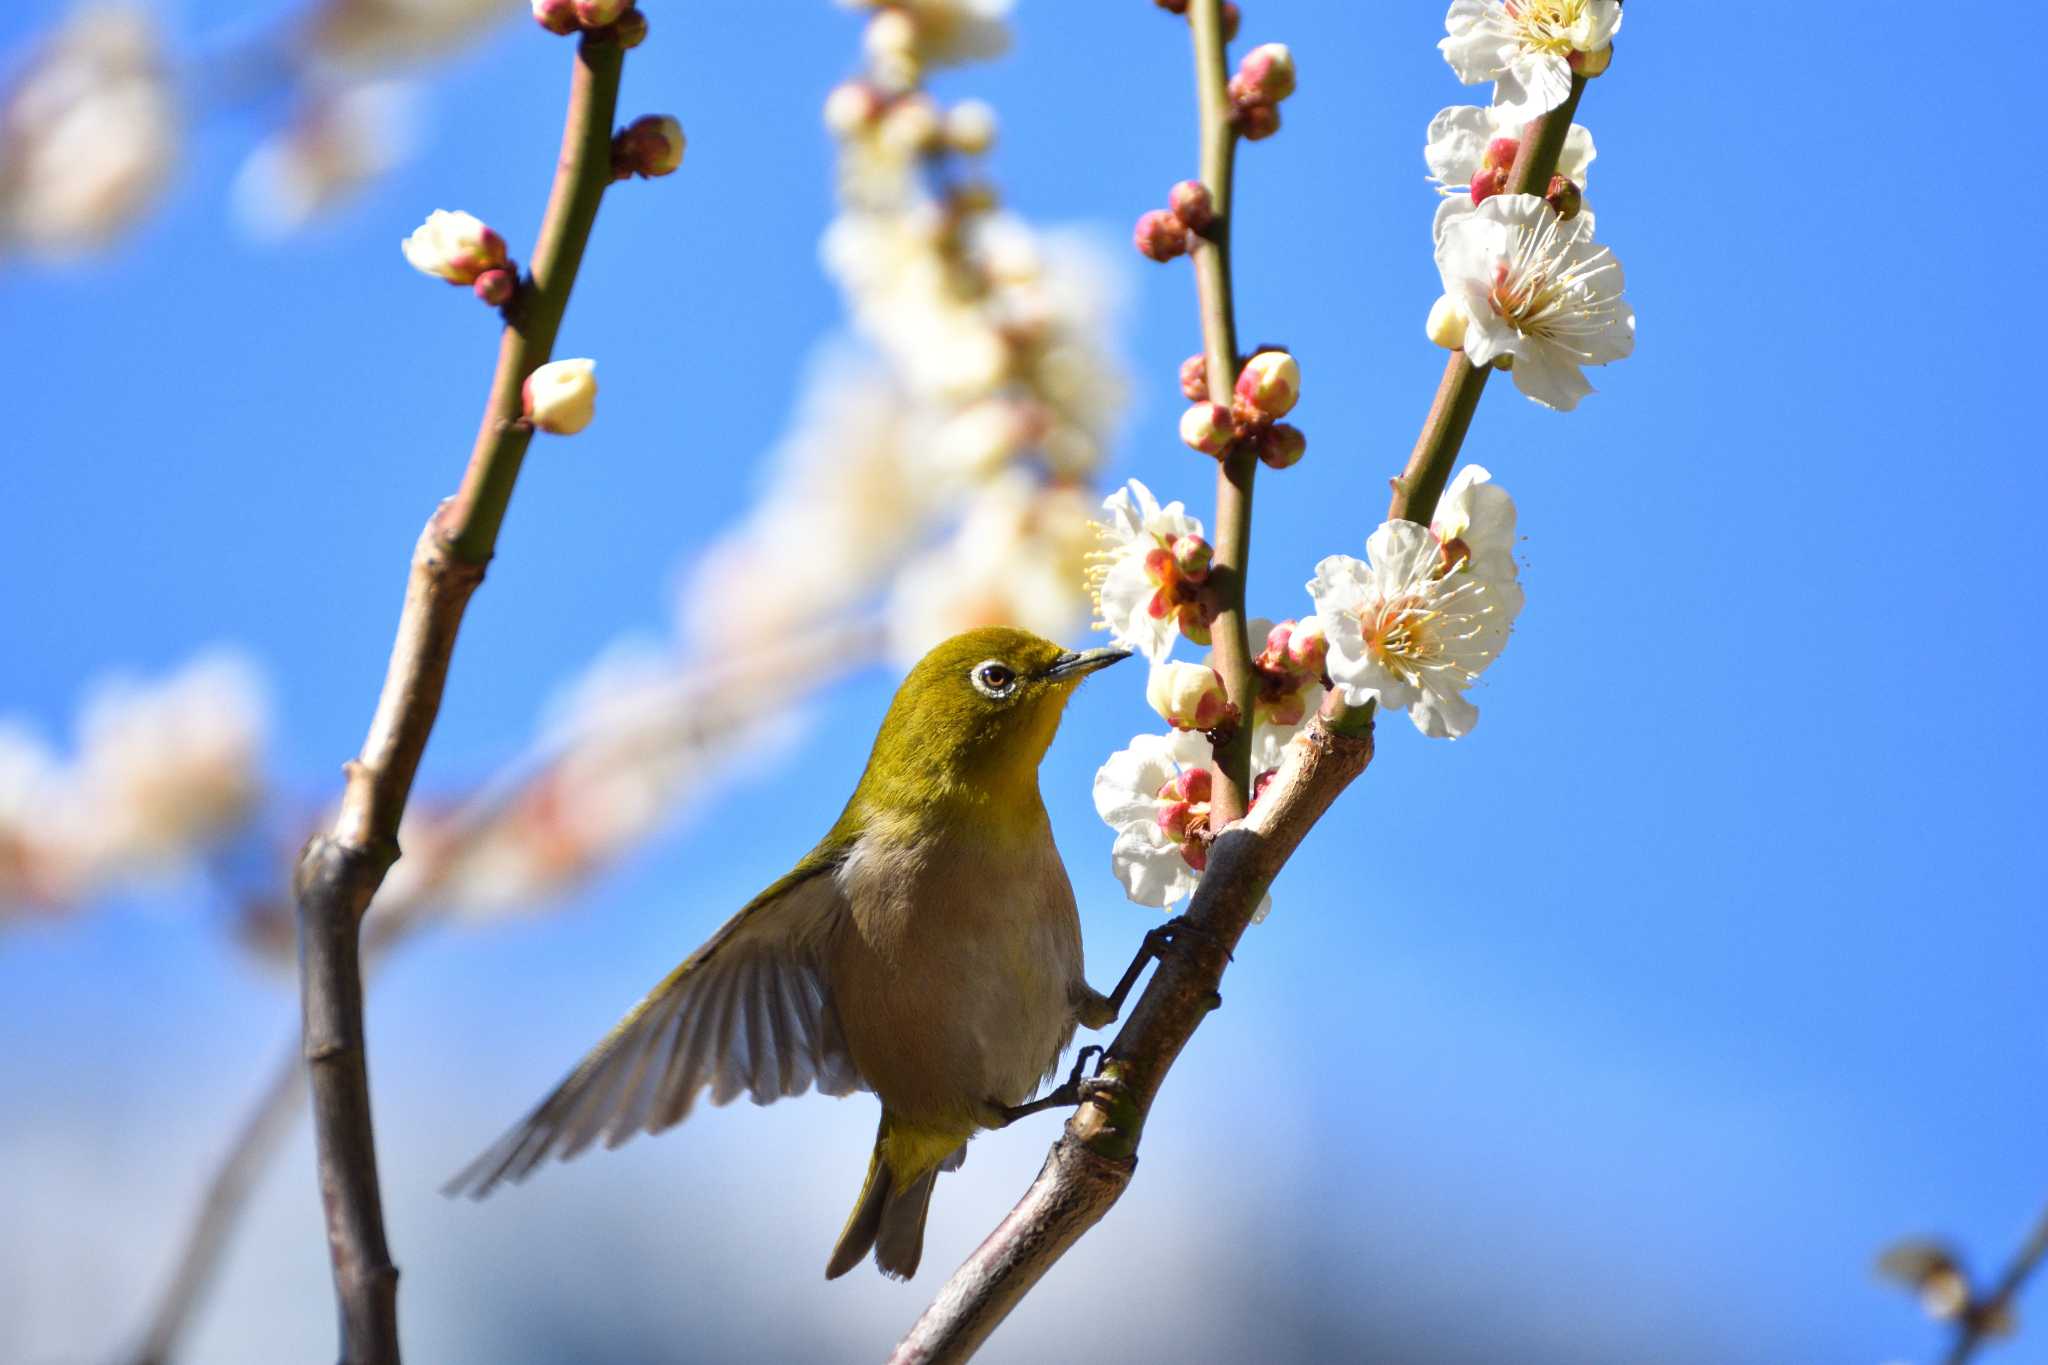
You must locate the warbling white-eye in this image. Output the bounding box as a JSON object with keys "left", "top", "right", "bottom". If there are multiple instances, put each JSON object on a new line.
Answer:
{"left": 447, "top": 627, "right": 1144, "bottom": 1280}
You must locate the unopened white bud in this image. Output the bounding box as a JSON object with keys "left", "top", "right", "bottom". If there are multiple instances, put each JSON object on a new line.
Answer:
{"left": 524, "top": 359, "right": 597, "bottom": 435}
{"left": 1146, "top": 661, "right": 1235, "bottom": 731}
{"left": 400, "top": 210, "right": 507, "bottom": 285}
{"left": 1426, "top": 294, "right": 1469, "bottom": 351}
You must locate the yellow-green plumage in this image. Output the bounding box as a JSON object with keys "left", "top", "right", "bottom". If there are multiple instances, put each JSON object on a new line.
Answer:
{"left": 446, "top": 627, "right": 1128, "bottom": 1280}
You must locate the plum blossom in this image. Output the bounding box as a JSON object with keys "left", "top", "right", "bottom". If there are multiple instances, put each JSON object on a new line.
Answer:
{"left": 1093, "top": 726, "right": 1290, "bottom": 919}
{"left": 1435, "top": 192, "right": 1632, "bottom": 411}
{"left": 1086, "top": 479, "right": 1214, "bottom": 662}
{"left": 1308, "top": 491, "right": 1524, "bottom": 739}
{"left": 1432, "top": 464, "right": 1518, "bottom": 580}
{"left": 1440, "top": 0, "right": 1621, "bottom": 124}
{"left": 74, "top": 651, "right": 269, "bottom": 872}
{"left": 1425, "top": 103, "right": 1595, "bottom": 241}
{"left": 0, "top": 5, "right": 176, "bottom": 258}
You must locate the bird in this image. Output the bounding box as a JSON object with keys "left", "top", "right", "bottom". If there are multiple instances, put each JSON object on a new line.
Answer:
{"left": 445, "top": 626, "right": 1141, "bottom": 1281}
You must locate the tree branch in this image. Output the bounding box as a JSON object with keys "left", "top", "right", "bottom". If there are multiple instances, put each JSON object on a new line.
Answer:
{"left": 888, "top": 713, "right": 1374, "bottom": 1364}
{"left": 291, "top": 31, "right": 625, "bottom": 1365}
{"left": 892, "top": 44, "right": 1615, "bottom": 1365}
{"left": 1185, "top": 0, "right": 1255, "bottom": 827}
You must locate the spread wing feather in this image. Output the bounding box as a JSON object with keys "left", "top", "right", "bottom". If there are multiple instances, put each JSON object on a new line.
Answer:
{"left": 446, "top": 862, "right": 861, "bottom": 1199}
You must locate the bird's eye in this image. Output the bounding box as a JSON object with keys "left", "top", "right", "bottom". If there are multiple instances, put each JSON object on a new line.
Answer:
{"left": 970, "top": 660, "right": 1017, "bottom": 698}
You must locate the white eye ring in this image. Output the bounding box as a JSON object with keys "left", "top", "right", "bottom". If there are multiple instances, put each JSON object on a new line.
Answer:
{"left": 970, "top": 659, "right": 1018, "bottom": 698}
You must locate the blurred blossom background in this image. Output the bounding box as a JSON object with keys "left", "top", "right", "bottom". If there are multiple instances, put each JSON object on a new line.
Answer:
{"left": 3, "top": 2, "right": 2044, "bottom": 1363}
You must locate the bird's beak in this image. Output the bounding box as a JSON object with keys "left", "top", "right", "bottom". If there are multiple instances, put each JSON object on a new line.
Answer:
{"left": 1042, "top": 646, "right": 1131, "bottom": 682}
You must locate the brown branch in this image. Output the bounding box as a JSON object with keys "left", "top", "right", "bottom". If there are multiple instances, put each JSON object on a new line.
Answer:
{"left": 122, "top": 618, "right": 883, "bottom": 1365}
{"left": 888, "top": 713, "right": 1374, "bottom": 1364}
{"left": 123, "top": 1045, "right": 306, "bottom": 1365}
{"left": 291, "top": 31, "right": 626, "bottom": 1365}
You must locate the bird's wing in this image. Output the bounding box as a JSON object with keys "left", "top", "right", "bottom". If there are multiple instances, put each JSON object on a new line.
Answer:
{"left": 446, "top": 859, "right": 862, "bottom": 1199}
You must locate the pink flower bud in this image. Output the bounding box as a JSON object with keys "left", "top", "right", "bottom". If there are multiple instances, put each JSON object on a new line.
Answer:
{"left": 1482, "top": 136, "right": 1521, "bottom": 171}
{"left": 531, "top": 0, "right": 578, "bottom": 34}
{"left": 1179, "top": 353, "right": 1209, "bottom": 401}
{"left": 1228, "top": 43, "right": 1296, "bottom": 107}
{"left": 472, "top": 268, "right": 517, "bottom": 307}
{"left": 1545, "top": 173, "right": 1583, "bottom": 220}
{"left": 1176, "top": 599, "right": 1215, "bottom": 646}
{"left": 1179, "top": 401, "right": 1236, "bottom": 456}
{"left": 1469, "top": 164, "right": 1509, "bottom": 205}
{"left": 572, "top": 0, "right": 629, "bottom": 27}
{"left": 1179, "top": 838, "right": 1209, "bottom": 873}
{"left": 1256, "top": 422, "right": 1306, "bottom": 469}
{"left": 1157, "top": 799, "right": 1195, "bottom": 840}
{"left": 1220, "top": 2, "right": 1241, "bottom": 41}
{"left": 1285, "top": 615, "right": 1327, "bottom": 674}
{"left": 1133, "top": 208, "right": 1189, "bottom": 262}
{"left": 1171, "top": 534, "right": 1212, "bottom": 582}
{"left": 1235, "top": 103, "right": 1280, "bottom": 141}
{"left": 523, "top": 358, "right": 597, "bottom": 435}
{"left": 1250, "top": 768, "right": 1275, "bottom": 805}
{"left": 1569, "top": 43, "right": 1613, "bottom": 77}
{"left": 1233, "top": 350, "right": 1299, "bottom": 421}
{"left": 1259, "top": 620, "right": 1296, "bottom": 667}
{"left": 611, "top": 7, "right": 647, "bottom": 47}
{"left": 614, "top": 114, "right": 685, "bottom": 179}
{"left": 1168, "top": 179, "right": 1214, "bottom": 232}
{"left": 400, "top": 210, "right": 508, "bottom": 285}
{"left": 1178, "top": 765, "right": 1213, "bottom": 804}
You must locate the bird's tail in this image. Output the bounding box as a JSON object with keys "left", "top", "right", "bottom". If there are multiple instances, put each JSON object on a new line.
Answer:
{"left": 825, "top": 1115, "right": 960, "bottom": 1280}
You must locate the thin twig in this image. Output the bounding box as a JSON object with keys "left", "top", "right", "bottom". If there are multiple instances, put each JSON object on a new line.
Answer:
{"left": 1945, "top": 1202, "right": 2048, "bottom": 1365}
{"left": 1186, "top": 0, "right": 1254, "bottom": 826}
{"left": 292, "top": 32, "right": 626, "bottom": 1365}
{"left": 122, "top": 1047, "right": 306, "bottom": 1365}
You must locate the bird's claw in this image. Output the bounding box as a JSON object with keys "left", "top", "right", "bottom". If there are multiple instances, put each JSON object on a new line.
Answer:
{"left": 1148, "top": 914, "right": 1232, "bottom": 964}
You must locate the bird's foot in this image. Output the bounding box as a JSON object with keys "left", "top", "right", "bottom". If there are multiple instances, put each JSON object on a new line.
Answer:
{"left": 1148, "top": 914, "right": 1232, "bottom": 964}
{"left": 992, "top": 1046, "right": 1105, "bottom": 1127}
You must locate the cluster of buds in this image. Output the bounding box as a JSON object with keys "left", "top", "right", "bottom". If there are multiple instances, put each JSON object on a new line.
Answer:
{"left": 1250, "top": 617, "right": 1327, "bottom": 726}
{"left": 1131, "top": 179, "right": 1213, "bottom": 264}
{"left": 1229, "top": 42, "right": 1295, "bottom": 141}
{"left": 1462, "top": 131, "right": 1582, "bottom": 221}
{"left": 532, "top": 0, "right": 647, "bottom": 42}
{"left": 1147, "top": 661, "right": 1237, "bottom": 733}
{"left": 400, "top": 210, "right": 519, "bottom": 307}
{"left": 1145, "top": 529, "right": 1217, "bottom": 645}
{"left": 1178, "top": 349, "right": 1306, "bottom": 470}
{"left": 1153, "top": 0, "right": 1241, "bottom": 42}
{"left": 612, "top": 114, "right": 685, "bottom": 180}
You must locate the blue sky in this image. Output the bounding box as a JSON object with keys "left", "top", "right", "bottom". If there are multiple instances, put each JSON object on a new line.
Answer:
{"left": 4, "top": 3, "right": 2045, "bottom": 1362}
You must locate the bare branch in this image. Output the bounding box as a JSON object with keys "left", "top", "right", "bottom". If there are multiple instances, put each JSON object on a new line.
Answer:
{"left": 292, "top": 31, "right": 627, "bottom": 1364}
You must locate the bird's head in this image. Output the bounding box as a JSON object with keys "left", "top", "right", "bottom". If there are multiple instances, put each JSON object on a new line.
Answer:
{"left": 852, "top": 627, "right": 1129, "bottom": 826}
